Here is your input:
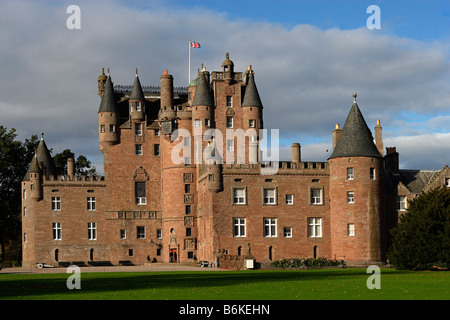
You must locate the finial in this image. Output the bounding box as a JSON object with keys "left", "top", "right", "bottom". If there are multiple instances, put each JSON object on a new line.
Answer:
{"left": 41, "top": 132, "right": 44, "bottom": 140}
{"left": 226, "top": 52, "right": 229, "bottom": 60}
{"left": 352, "top": 92, "right": 357, "bottom": 103}
{"left": 136, "top": 68, "right": 138, "bottom": 77}
{"left": 107, "top": 68, "right": 110, "bottom": 76}
{"left": 101, "top": 68, "right": 105, "bottom": 75}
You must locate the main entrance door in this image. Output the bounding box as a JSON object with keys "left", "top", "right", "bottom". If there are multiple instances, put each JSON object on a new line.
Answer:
{"left": 169, "top": 249, "right": 177, "bottom": 263}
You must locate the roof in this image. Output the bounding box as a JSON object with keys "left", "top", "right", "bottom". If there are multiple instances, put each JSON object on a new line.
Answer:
{"left": 98, "top": 75, "right": 119, "bottom": 113}
{"left": 329, "top": 101, "right": 382, "bottom": 159}
{"left": 242, "top": 72, "right": 263, "bottom": 108}
{"left": 23, "top": 137, "right": 57, "bottom": 180}
{"left": 399, "top": 170, "right": 439, "bottom": 193}
{"left": 192, "top": 72, "right": 214, "bottom": 107}
{"left": 129, "top": 75, "right": 145, "bottom": 101}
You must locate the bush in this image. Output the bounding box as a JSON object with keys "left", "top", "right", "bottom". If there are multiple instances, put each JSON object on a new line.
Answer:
{"left": 387, "top": 187, "right": 450, "bottom": 270}
{"left": 270, "top": 257, "right": 343, "bottom": 269}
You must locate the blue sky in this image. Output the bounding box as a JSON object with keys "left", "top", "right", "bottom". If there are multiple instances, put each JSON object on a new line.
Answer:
{"left": 0, "top": 0, "right": 449, "bottom": 171}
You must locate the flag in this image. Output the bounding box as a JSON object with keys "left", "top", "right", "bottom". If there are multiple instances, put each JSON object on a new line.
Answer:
{"left": 190, "top": 41, "right": 201, "bottom": 48}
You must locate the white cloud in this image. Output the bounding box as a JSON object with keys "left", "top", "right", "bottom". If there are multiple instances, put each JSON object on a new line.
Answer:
{"left": 0, "top": 0, "right": 449, "bottom": 172}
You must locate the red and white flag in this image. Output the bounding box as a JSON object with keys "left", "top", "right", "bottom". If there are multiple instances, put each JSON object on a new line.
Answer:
{"left": 190, "top": 41, "right": 201, "bottom": 48}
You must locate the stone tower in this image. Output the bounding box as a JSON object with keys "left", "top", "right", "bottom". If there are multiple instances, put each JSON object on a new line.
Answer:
{"left": 328, "top": 93, "right": 385, "bottom": 263}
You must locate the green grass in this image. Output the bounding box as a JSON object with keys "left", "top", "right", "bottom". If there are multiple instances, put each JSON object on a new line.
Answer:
{"left": 0, "top": 268, "right": 448, "bottom": 300}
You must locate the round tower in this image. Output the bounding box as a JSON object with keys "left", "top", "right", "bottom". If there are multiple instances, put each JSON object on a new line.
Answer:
{"left": 160, "top": 71, "right": 197, "bottom": 263}
{"left": 242, "top": 67, "right": 263, "bottom": 164}
{"left": 29, "top": 156, "right": 43, "bottom": 201}
{"left": 328, "top": 93, "right": 385, "bottom": 264}
{"left": 98, "top": 72, "right": 120, "bottom": 150}
{"left": 129, "top": 70, "right": 146, "bottom": 122}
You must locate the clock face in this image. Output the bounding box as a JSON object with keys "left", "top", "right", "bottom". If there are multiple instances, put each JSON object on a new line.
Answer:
{"left": 161, "top": 121, "right": 173, "bottom": 135}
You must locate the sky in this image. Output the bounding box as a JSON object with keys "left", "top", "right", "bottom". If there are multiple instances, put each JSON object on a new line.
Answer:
{"left": 1, "top": 0, "right": 449, "bottom": 173}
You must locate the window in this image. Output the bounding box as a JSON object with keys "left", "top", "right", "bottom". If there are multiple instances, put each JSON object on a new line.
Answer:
{"left": 205, "top": 119, "right": 210, "bottom": 127}
{"left": 226, "top": 116, "right": 233, "bottom": 128}
{"left": 208, "top": 174, "right": 214, "bottom": 181}
{"left": 226, "top": 139, "right": 234, "bottom": 152}
{"left": 186, "top": 228, "right": 192, "bottom": 237}
{"left": 135, "top": 123, "right": 142, "bottom": 136}
{"left": 347, "top": 223, "right": 355, "bottom": 236}
{"left": 52, "top": 222, "right": 61, "bottom": 240}
{"left": 233, "top": 188, "right": 245, "bottom": 204}
{"left": 135, "top": 144, "right": 143, "bottom": 155}
{"left": 155, "top": 130, "right": 160, "bottom": 136}
{"left": 347, "top": 168, "right": 354, "bottom": 180}
{"left": 157, "top": 229, "right": 162, "bottom": 239}
{"left": 184, "top": 157, "right": 191, "bottom": 166}
{"left": 136, "top": 102, "right": 141, "bottom": 111}
{"left": 347, "top": 191, "right": 355, "bottom": 203}
{"left": 310, "top": 189, "right": 322, "bottom": 205}
{"left": 154, "top": 144, "right": 160, "bottom": 156}
{"left": 194, "top": 119, "right": 201, "bottom": 127}
{"left": 284, "top": 227, "right": 292, "bottom": 238}
{"left": 23, "top": 207, "right": 27, "bottom": 217}
{"left": 52, "top": 197, "right": 61, "bottom": 211}
{"left": 137, "top": 226, "right": 145, "bottom": 239}
{"left": 307, "top": 218, "right": 322, "bottom": 238}
{"left": 397, "top": 196, "right": 407, "bottom": 211}
{"left": 226, "top": 96, "right": 232, "bottom": 107}
{"left": 264, "top": 218, "right": 277, "bottom": 237}
{"left": 87, "top": 197, "right": 96, "bottom": 211}
{"left": 184, "top": 136, "right": 190, "bottom": 147}
{"left": 264, "top": 189, "right": 276, "bottom": 205}
{"left": 445, "top": 178, "right": 450, "bottom": 187}
{"left": 88, "top": 222, "right": 97, "bottom": 240}
{"left": 109, "top": 124, "right": 115, "bottom": 133}
{"left": 370, "top": 168, "right": 375, "bottom": 180}
{"left": 249, "top": 119, "right": 256, "bottom": 128}
{"left": 286, "top": 194, "right": 293, "bottom": 205}
{"left": 185, "top": 184, "right": 191, "bottom": 193}
{"left": 135, "top": 182, "right": 146, "bottom": 205}
{"left": 185, "top": 205, "right": 191, "bottom": 214}
{"left": 129, "top": 249, "right": 134, "bottom": 256}
{"left": 233, "top": 218, "right": 246, "bottom": 237}
{"left": 100, "top": 125, "right": 105, "bottom": 133}
{"left": 120, "top": 229, "right": 126, "bottom": 239}
{"left": 24, "top": 232, "right": 27, "bottom": 242}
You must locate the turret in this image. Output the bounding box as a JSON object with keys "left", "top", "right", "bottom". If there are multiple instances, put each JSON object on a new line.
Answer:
{"left": 29, "top": 155, "right": 43, "bottom": 201}
{"left": 242, "top": 67, "right": 263, "bottom": 164}
{"left": 98, "top": 73, "right": 120, "bottom": 150}
{"left": 328, "top": 93, "right": 385, "bottom": 263}
{"left": 221, "top": 52, "right": 234, "bottom": 84}
{"left": 97, "top": 68, "right": 107, "bottom": 96}
{"left": 159, "top": 70, "right": 176, "bottom": 121}
{"left": 129, "top": 70, "right": 146, "bottom": 122}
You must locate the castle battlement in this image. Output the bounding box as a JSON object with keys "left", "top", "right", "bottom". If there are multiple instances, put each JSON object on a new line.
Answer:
{"left": 43, "top": 174, "right": 106, "bottom": 184}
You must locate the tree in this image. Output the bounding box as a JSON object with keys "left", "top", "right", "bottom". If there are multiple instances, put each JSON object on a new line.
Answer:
{"left": 387, "top": 187, "right": 450, "bottom": 270}
{"left": 0, "top": 126, "right": 39, "bottom": 262}
{"left": 53, "top": 149, "right": 96, "bottom": 176}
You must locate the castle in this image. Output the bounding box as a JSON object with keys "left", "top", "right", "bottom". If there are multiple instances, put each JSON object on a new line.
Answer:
{"left": 21, "top": 53, "right": 450, "bottom": 268}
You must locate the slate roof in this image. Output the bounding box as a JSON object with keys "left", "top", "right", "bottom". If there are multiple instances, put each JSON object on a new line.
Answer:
{"left": 192, "top": 72, "right": 214, "bottom": 107}
{"left": 398, "top": 170, "right": 439, "bottom": 193}
{"left": 98, "top": 76, "right": 118, "bottom": 113}
{"left": 23, "top": 137, "right": 57, "bottom": 180}
{"left": 129, "top": 75, "right": 146, "bottom": 101}
{"left": 242, "top": 72, "right": 263, "bottom": 108}
{"left": 329, "top": 102, "right": 382, "bottom": 159}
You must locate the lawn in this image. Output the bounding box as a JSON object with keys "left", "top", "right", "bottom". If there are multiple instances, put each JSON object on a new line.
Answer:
{"left": 0, "top": 268, "right": 448, "bottom": 300}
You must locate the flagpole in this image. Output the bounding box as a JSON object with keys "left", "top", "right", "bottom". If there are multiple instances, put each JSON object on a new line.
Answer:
{"left": 188, "top": 40, "right": 191, "bottom": 85}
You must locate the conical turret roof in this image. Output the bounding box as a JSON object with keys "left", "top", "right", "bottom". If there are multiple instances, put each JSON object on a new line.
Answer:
{"left": 192, "top": 72, "right": 213, "bottom": 107}
{"left": 98, "top": 75, "right": 118, "bottom": 113}
{"left": 129, "top": 74, "right": 145, "bottom": 101}
{"left": 23, "top": 135, "right": 57, "bottom": 180}
{"left": 242, "top": 72, "right": 263, "bottom": 108}
{"left": 329, "top": 95, "right": 381, "bottom": 159}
